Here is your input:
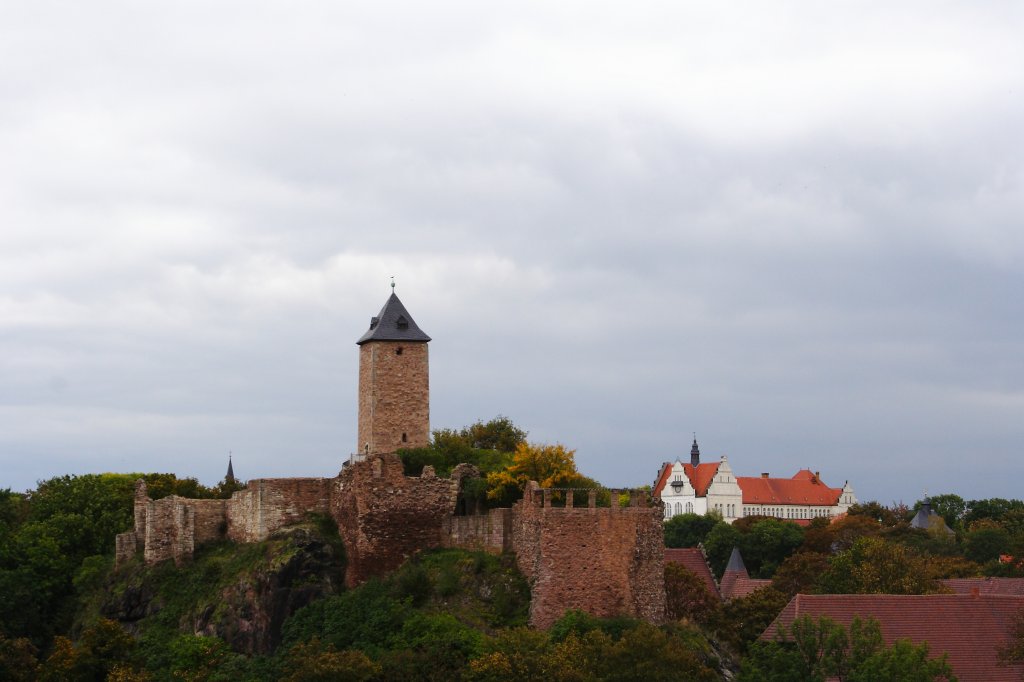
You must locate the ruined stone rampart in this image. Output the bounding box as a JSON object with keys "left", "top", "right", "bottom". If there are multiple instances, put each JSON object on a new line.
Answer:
{"left": 114, "top": 464, "right": 667, "bottom": 630}
{"left": 227, "top": 478, "right": 332, "bottom": 543}
{"left": 443, "top": 508, "right": 513, "bottom": 553}
{"left": 332, "top": 454, "right": 459, "bottom": 587}
{"left": 142, "top": 495, "right": 229, "bottom": 566}
{"left": 511, "top": 483, "right": 666, "bottom": 628}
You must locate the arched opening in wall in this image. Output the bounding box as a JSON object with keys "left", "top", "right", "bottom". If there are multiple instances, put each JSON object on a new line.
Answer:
{"left": 402, "top": 432, "right": 407, "bottom": 443}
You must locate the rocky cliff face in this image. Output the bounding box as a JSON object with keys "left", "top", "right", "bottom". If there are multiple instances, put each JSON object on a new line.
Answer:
{"left": 101, "top": 524, "right": 345, "bottom": 655}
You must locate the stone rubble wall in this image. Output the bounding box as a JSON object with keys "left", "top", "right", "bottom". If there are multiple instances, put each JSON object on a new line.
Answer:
{"left": 227, "top": 478, "right": 332, "bottom": 543}
{"left": 443, "top": 508, "right": 513, "bottom": 554}
{"left": 114, "top": 465, "right": 668, "bottom": 631}
{"left": 332, "top": 454, "right": 458, "bottom": 587}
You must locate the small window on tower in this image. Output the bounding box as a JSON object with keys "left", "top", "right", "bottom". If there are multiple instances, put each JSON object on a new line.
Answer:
{"left": 396, "top": 347, "right": 403, "bottom": 355}
{"left": 396, "top": 315, "right": 409, "bottom": 329}
{"left": 402, "top": 433, "right": 408, "bottom": 443}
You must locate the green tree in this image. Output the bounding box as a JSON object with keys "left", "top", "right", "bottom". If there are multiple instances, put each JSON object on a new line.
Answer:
{"left": 772, "top": 552, "right": 830, "bottom": 597}
{"left": 458, "top": 416, "right": 527, "bottom": 452}
{"left": 816, "top": 537, "right": 947, "bottom": 595}
{"left": 703, "top": 522, "right": 742, "bottom": 577}
{"left": 664, "top": 513, "right": 723, "bottom": 548}
{"left": 964, "top": 523, "right": 1011, "bottom": 564}
{"left": 38, "top": 619, "right": 139, "bottom": 682}
{"left": 665, "top": 563, "right": 721, "bottom": 625}
{"left": 847, "top": 501, "right": 905, "bottom": 527}
{"left": 997, "top": 607, "right": 1024, "bottom": 667}
{"left": 964, "top": 498, "right": 1024, "bottom": 528}
{"left": 740, "top": 518, "right": 806, "bottom": 578}
{"left": 712, "top": 586, "right": 790, "bottom": 654}
{"left": 283, "top": 639, "right": 379, "bottom": 682}
{"left": 0, "top": 633, "right": 38, "bottom": 682}
{"left": 740, "top": 616, "right": 956, "bottom": 682}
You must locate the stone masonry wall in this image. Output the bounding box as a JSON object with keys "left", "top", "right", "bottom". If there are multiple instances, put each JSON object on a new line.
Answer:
{"left": 511, "top": 483, "right": 666, "bottom": 629}
{"left": 443, "top": 508, "right": 513, "bottom": 554}
{"left": 227, "top": 478, "right": 332, "bottom": 543}
{"left": 333, "top": 454, "right": 457, "bottom": 587}
{"left": 357, "top": 341, "right": 429, "bottom": 455}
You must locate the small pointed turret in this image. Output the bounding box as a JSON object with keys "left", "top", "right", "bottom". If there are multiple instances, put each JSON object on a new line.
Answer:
{"left": 690, "top": 437, "right": 701, "bottom": 468}
{"left": 226, "top": 454, "right": 235, "bottom": 483}
{"left": 724, "top": 547, "right": 749, "bottom": 577}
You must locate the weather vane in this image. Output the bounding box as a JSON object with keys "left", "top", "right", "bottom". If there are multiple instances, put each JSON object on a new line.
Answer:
{"left": 390, "top": 276, "right": 395, "bottom": 291}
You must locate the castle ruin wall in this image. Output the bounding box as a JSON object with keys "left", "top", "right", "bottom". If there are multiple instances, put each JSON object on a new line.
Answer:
{"left": 226, "top": 478, "right": 332, "bottom": 543}
{"left": 511, "top": 483, "right": 667, "bottom": 629}
{"left": 333, "top": 454, "right": 458, "bottom": 587}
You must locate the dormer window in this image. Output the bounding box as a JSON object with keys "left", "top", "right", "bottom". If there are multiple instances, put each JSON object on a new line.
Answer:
{"left": 396, "top": 315, "right": 409, "bottom": 330}
{"left": 369, "top": 316, "right": 379, "bottom": 329}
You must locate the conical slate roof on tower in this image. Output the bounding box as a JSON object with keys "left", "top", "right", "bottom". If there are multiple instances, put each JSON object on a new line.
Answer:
{"left": 356, "top": 292, "right": 431, "bottom": 345}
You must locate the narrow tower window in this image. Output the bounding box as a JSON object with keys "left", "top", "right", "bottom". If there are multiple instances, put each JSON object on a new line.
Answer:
{"left": 396, "top": 347, "right": 403, "bottom": 355}
{"left": 402, "top": 432, "right": 408, "bottom": 443}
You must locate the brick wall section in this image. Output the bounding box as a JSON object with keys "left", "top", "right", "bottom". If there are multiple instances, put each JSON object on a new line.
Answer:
{"left": 143, "top": 496, "right": 194, "bottom": 566}
{"left": 191, "top": 499, "right": 229, "bottom": 544}
{"left": 333, "top": 454, "right": 458, "bottom": 587}
{"left": 443, "top": 508, "right": 513, "bottom": 553}
{"left": 511, "top": 483, "right": 666, "bottom": 628}
{"left": 357, "top": 341, "right": 429, "bottom": 455}
{"left": 227, "top": 478, "right": 332, "bottom": 543}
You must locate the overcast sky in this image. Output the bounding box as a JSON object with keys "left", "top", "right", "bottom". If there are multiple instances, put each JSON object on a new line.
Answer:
{"left": 2, "top": 2, "right": 1022, "bottom": 504}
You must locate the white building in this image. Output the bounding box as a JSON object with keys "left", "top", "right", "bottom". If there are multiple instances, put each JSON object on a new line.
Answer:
{"left": 654, "top": 439, "right": 856, "bottom": 524}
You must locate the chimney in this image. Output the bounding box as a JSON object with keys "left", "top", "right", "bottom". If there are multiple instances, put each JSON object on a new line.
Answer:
{"left": 761, "top": 473, "right": 769, "bottom": 479}
{"left": 812, "top": 471, "right": 819, "bottom": 483}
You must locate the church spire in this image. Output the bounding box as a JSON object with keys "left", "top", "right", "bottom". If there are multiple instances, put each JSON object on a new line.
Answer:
{"left": 226, "top": 453, "right": 235, "bottom": 483}
{"left": 690, "top": 436, "right": 701, "bottom": 468}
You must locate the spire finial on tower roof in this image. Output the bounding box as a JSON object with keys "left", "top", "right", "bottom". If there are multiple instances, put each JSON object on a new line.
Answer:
{"left": 390, "top": 276, "right": 395, "bottom": 291}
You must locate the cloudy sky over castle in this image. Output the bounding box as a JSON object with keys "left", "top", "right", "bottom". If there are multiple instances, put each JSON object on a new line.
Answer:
{"left": 2, "top": 2, "right": 1022, "bottom": 502}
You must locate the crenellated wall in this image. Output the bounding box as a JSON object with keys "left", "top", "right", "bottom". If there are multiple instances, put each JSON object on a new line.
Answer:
{"left": 114, "top": 464, "right": 668, "bottom": 630}
{"left": 510, "top": 483, "right": 666, "bottom": 628}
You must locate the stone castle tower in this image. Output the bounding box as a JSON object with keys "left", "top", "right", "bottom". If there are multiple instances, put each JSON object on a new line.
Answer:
{"left": 356, "top": 290, "right": 431, "bottom": 456}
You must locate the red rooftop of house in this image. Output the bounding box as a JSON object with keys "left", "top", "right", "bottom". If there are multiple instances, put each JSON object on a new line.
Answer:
{"left": 763, "top": 593, "right": 1024, "bottom": 682}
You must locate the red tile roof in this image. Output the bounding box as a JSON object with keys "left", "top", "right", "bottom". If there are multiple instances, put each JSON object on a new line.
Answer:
{"left": 665, "top": 548, "right": 719, "bottom": 597}
{"left": 652, "top": 462, "right": 673, "bottom": 498}
{"left": 942, "top": 577, "right": 1024, "bottom": 596}
{"left": 764, "top": 594, "right": 1024, "bottom": 681}
{"left": 737, "top": 469, "right": 842, "bottom": 506}
{"left": 652, "top": 461, "right": 721, "bottom": 498}
{"left": 683, "top": 462, "right": 721, "bottom": 496}
{"left": 720, "top": 571, "right": 772, "bottom": 600}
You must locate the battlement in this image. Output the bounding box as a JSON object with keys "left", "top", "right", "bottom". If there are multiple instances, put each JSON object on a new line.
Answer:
{"left": 521, "top": 485, "right": 655, "bottom": 510}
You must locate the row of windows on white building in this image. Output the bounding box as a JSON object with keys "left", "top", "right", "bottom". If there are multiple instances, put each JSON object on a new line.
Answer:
{"left": 663, "top": 502, "right": 835, "bottom": 520}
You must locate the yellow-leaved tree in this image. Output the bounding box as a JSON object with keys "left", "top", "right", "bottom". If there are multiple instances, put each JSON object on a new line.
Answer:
{"left": 485, "top": 442, "right": 597, "bottom": 507}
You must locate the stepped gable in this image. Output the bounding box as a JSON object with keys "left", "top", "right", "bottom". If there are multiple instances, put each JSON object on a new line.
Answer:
{"left": 719, "top": 547, "right": 771, "bottom": 600}
{"left": 682, "top": 462, "right": 721, "bottom": 496}
{"left": 763, "top": 594, "right": 1024, "bottom": 681}
{"left": 665, "top": 547, "right": 719, "bottom": 597}
{"left": 356, "top": 292, "right": 431, "bottom": 345}
{"left": 736, "top": 469, "right": 842, "bottom": 506}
